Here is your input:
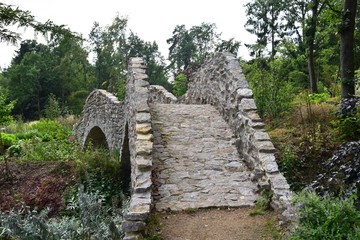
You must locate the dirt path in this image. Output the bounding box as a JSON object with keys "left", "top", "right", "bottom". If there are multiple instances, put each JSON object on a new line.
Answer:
{"left": 149, "top": 208, "right": 284, "bottom": 240}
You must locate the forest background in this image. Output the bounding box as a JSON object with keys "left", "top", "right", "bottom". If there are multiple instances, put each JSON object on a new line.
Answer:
{"left": 0, "top": 0, "right": 360, "bottom": 239}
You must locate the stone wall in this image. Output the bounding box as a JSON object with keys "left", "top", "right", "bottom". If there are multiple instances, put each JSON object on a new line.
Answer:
{"left": 122, "top": 58, "right": 153, "bottom": 240}
{"left": 183, "top": 52, "right": 292, "bottom": 216}
{"left": 148, "top": 85, "right": 178, "bottom": 104}
{"left": 73, "top": 89, "right": 124, "bottom": 151}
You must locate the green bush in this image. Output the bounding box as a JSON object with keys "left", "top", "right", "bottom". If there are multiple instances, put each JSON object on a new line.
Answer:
{"left": 308, "top": 92, "right": 331, "bottom": 104}
{"left": 290, "top": 191, "right": 360, "bottom": 240}
{"left": 242, "top": 59, "right": 294, "bottom": 118}
{"left": 249, "top": 190, "right": 273, "bottom": 216}
{"left": 116, "top": 79, "right": 127, "bottom": 101}
{"left": 3, "top": 119, "right": 77, "bottom": 161}
{"left": 331, "top": 112, "right": 360, "bottom": 141}
{"left": 173, "top": 73, "right": 188, "bottom": 97}
{"left": 0, "top": 133, "right": 16, "bottom": 147}
{"left": 0, "top": 86, "right": 15, "bottom": 126}
{"left": 44, "top": 93, "right": 61, "bottom": 120}
{"left": 0, "top": 185, "right": 126, "bottom": 239}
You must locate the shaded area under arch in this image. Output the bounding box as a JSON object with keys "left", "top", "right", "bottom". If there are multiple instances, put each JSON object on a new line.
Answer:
{"left": 85, "top": 126, "right": 109, "bottom": 149}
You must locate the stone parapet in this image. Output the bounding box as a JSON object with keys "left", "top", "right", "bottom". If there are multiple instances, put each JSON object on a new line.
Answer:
{"left": 148, "top": 85, "right": 178, "bottom": 104}
{"left": 182, "top": 52, "right": 293, "bottom": 222}
{"left": 122, "top": 58, "right": 153, "bottom": 239}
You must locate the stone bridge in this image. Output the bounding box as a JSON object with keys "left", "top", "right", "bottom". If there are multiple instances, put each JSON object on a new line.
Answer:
{"left": 74, "top": 53, "right": 292, "bottom": 239}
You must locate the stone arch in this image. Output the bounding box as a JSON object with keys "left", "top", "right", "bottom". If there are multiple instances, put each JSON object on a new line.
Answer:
{"left": 85, "top": 126, "right": 109, "bottom": 149}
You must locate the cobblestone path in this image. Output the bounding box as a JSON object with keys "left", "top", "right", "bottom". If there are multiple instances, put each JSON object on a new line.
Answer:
{"left": 150, "top": 104, "right": 259, "bottom": 211}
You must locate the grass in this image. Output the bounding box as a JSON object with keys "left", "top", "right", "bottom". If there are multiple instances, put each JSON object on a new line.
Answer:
{"left": 144, "top": 213, "right": 164, "bottom": 240}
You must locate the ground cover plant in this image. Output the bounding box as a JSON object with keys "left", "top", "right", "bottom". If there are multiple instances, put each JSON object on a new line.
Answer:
{"left": 0, "top": 117, "right": 128, "bottom": 239}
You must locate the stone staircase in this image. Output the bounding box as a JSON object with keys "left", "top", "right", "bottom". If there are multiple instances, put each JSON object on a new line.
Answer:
{"left": 150, "top": 103, "right": 259, "bottom": 211}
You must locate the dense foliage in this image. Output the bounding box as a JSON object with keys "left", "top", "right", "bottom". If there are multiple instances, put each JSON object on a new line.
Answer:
{"left": 290, "top": 191, "right": 360, "bottom": 240}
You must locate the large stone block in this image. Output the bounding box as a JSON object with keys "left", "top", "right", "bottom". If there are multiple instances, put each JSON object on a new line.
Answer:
{"left": 122, "top": 220, "right": 146, "bottom": 232}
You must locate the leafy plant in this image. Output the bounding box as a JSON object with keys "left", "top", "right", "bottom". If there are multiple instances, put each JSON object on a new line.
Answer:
{"left": 0, "top": 133, "right": 16, "bottom": 147}
{"left": 116, "top": 79, "right": 127, "bottom": 101}
{"left": 290, "top": 191, "right": 360, "bottom": 240}
{"left": 0, "top": 86, "right": 15, "bottom": 126}
{"left": 250, "top": 190, "right": 273, "bottom": 216}
{"left": 0, "top": 185, "right": 127, "bottom": 239}
{"left": 44, "top": 93, "right": 61, "bottom": 120}
{"left": 331, "top": 112, "right": 360, "bottom": 141}
{"left": 173, "top": 73, "right": 188, "bottom": 97}
{"left": 242, "top": 58, "right": 294, "bottom": 118}
{"left": 308, "top": 92, "right": 331, "bottom": 104}
{"left": 311, "top": 141, "right": 360, "bottom": 198}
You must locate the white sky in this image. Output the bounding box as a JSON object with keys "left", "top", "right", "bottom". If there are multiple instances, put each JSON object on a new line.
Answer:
{"left": 0, "top": 0, "right": 255, "bottom": 69}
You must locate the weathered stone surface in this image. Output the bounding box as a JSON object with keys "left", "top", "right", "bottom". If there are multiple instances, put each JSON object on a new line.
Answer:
{"left": 254, "top": 132, "right": 271, "bottom": 141}
{"left": 136, "top": 113, "right": 151, "bottom": 123}
{"left": 124, "top": 233, "right": 143, "bottom": 240}
{"left": 236, "top": 88, "right": 253, "bottom": 98}
{"left": 149, "top": 85, "right": 178, "bottom": 104}
{"left": 136, "top": 123, "right": 152, "bottom": 134}
{"left": 125, "top": 204, "right": 150, "bottom": 221}
{"left": 181, "top": 52, "right": 292, "bottom": 222}
{"left": 239, "top": 99, "right": 257, "bottom": 111}
{"left": 122, "top": 221, "right": 146, "bottom": 232}
{"left": 73, "top": 90, "right": 124, "bottom": 151}
{"left": 135, "top": 140, "right": 153, "bottom": 155}
{"left": 135, "top": 156, "right": 152, "bottom": 170}
{"left": 151, "top": 103, "right": 258, "bottom": 210}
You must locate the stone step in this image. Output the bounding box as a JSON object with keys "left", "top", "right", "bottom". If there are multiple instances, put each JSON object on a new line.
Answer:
{"left": 150, "top": 103, "right": 259, "bottom": 211}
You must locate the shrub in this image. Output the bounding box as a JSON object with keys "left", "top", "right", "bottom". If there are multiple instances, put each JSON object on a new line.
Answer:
{"left": 250, "top": 190, "right": 272, "bottom": 216}
{"left": 0, "top": 185, "right": 127, "bottom": 239}
{"left": 44, "top": 93, "right": 61, "bottom": 120}
{"left": 173, "top": 73, "right": 188, "bottom": 97}
{"left": 21, "top": 176, "right": 69, "bottom": 216}
{"left": 331, "top": 112, "right": 360, "bottom": 141}
{"left": 311, "top": 141, "right": 360, "bottom": 198}
{"left": 0, "top": 86, "right": 15, "bottom": 126}
{"left": 308, "top": 92, "right": 331, "bottom": 104}
{"left": 117, "top": 79, "right": 127, "bottom": 101}
{"left": 290, "top": 191, "right": 360, "bottom": 240}
{"left": 0, "top": 133, "right": 16, "bottom": 147}
{"left": 242, "top": 58, "right": 294, "bottom": 118}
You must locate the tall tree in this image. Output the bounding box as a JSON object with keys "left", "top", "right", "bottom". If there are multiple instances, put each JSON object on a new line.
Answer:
{"left": 126, "top": 32, "right": 172, "bottom": 91}
{"left": 215, "top": 38, "right": 241, "bottom": 57}
{"left": 89, "top": 16, "right": 128, "bottom": 92}
{"left": 340, "top": 0, "right": 357, "bottom": 98}
{"left": 305, "top": 0, "right": 327, "bottom": 93}
{"left": 245, "top": 0, "right": 286, "bottom": 58}
{"left": 167, "top": 25, "right": 196, "bottom": 71}
{"left": 0, "top": 3, "right": 74, "bottom": 44}
{"left": 189, "top": 23, "right": 220, "bottom": 63}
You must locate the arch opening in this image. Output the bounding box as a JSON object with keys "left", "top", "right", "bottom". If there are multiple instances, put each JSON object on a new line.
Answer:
{"left": 121, "top": 124, "right": 131, "bottom": 195}
{"left": 85, "top": 126, "right": 109, "bottom": 149}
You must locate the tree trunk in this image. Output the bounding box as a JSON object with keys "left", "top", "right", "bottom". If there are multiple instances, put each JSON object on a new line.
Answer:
{"left": 340, "top": 0, "right": 357, "bottom": 98}
{"left": 308, "top": 41, "right": 318, "bottom": 93}
{"left": 307, "top": 0, "right": 319, "bottom": 93}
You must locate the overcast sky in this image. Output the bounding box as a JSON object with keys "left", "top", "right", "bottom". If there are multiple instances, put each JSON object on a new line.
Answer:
{"left": 0, "top": 0, "right": 255, "bottom": 69}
